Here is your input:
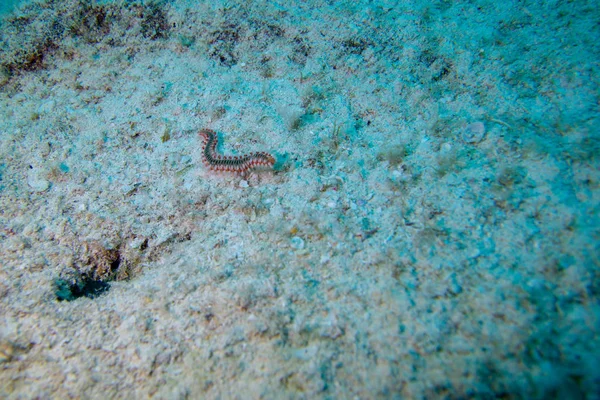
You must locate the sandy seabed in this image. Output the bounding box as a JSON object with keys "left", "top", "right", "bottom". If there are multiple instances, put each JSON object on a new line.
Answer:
{"left": 0, "top": 0, "right": 598, "bottom": 398}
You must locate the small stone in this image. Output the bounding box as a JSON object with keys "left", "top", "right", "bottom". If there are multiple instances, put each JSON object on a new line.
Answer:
{"left": 27, "top": 168, "right": 50, "bottom": 192}
{"left": 129, "top": 237, "right": 147, "bottom": 249}
{"left": 39, "top": 100, "right": 56, "bottom": 114}
{"left": 440, "top": 142, "right": 452, "bottom": 152}
{"left": 290, "top": 236, "right": 305, "bottom": 250}
{"left": 0, "top": 341, "right": 16, "bottom": 363}
{"left": 462, "top": 121, "right": 486, "bottom": 143}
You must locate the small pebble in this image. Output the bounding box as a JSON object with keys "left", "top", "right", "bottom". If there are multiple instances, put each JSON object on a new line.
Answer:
{"left": 290, "top": 236, "right": 305, "bottom": 250}
{"left": 27, "top": 168, "right": 50, "bottom": 192}
{"left": 39, "top": 100, "right": 55, "bottom": 114}
{"left": 0, "top": 341, "right": 16, "bottom": 363}
{"left": 462, "top": 121, "right": 486, "bottom": 143}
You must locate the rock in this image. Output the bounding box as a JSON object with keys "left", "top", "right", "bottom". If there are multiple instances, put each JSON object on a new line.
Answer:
{"left": 462, "top": 121, "right": 486, "bottom": 143}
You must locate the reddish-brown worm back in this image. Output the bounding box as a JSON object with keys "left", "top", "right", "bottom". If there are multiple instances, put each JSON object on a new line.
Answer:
{"left": 199, "top": 129, "right": 275, "bottom": 173}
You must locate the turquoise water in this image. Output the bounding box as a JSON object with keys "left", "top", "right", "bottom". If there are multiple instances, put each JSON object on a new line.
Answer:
{"left": 0, "top": 0, "right": 21, "bottom": 16}
{"left": 0, "top": 0, "right": 598, "bottom": 398}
